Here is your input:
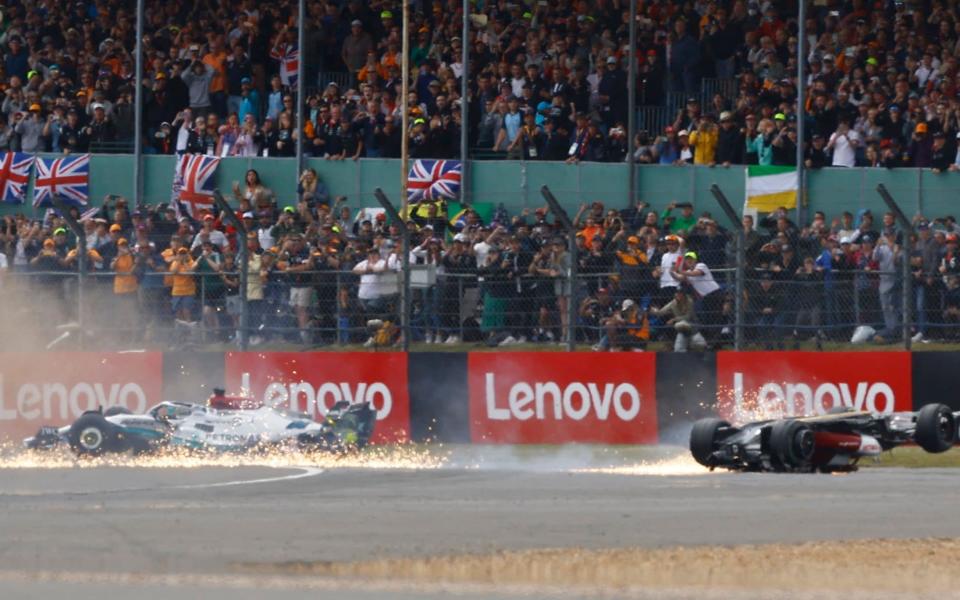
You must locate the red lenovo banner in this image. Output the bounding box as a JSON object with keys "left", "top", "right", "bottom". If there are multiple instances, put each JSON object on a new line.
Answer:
{"left": 468, "top": 353, "right": 658, "bottom": 444}
{"left": 0, "top": 352, "right": 164, "bottom": 441}
{"left": 716, "top": 351, "right": 912, "bottom": 424}
{"left": 224, "top": 352, "right": 410, "bottom": 443}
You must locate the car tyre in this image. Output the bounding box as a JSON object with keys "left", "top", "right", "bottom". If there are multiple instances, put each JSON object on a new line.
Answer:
{"left": 104, "top": 406, "right": 133, "bottom": 417}
{"left": 68, "top": 413, "right": 119, "bottom": 457}
{"left": 915, "top": 403, "right": 955, "bottom": 454}
{"left": 769, "top": 420, "right": 815, "bottom": 470}
{"left": 690, "top": 418, "right": 733, "bottom": 467}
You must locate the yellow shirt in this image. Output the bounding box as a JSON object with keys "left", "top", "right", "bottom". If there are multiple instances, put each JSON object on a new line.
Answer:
{"left": 113, "top": 253, "right": 138, "bottom": 295}
{"left": 688, "top": 128, "right": 718, "bottom": 165}
{"left": 170, "top": 257, "right": 196, "bottom": 297}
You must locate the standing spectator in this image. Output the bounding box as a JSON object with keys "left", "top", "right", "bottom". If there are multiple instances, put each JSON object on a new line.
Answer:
{"left": 111, "top": 238, "right": 139, "bottom": 341}
{"left": 827, "top": 120, "right": 860, "bottom": 167}
{"left": 672, "top": 251, "right": 723, "bottom": 347}
{"left": 181, "top": 57, "right": 215, "bottom": 117}
{"left": 169, "top": 247, "right": 197, "bottom": 324}
{"left": 280, "top": 234, "right": 315, "bottom": 344}
{"left": 688, "top": 115, "right": 719, "bottom": 165}
{"left": 342, "top": 20, "right": 373, "bottom": 79}
{"left": 715, "top": 112, "right": 744, "bottom": 165}
{"left": 15, "top": 104, "right": 44, "bottom": 152}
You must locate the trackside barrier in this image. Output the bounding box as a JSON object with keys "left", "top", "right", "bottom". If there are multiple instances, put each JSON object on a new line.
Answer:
{"left": 0, "top": 351, "right": 955, "bottom": 444}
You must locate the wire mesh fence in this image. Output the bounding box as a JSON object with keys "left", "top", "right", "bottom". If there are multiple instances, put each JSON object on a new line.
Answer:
{"left": 0, "top": 215, "right": 943, "bottom": 353}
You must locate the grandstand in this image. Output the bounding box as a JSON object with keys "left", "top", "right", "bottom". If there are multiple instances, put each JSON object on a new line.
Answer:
{"left": 0, "top": 0, "right": 958, "bottom": 351}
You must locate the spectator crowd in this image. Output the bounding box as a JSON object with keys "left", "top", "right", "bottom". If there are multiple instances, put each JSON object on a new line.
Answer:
{"left": 4, "top": 0, "right": 960, "bottom": 168}
{"left": 4, "top": 165, "right": 959, "bottom": 350}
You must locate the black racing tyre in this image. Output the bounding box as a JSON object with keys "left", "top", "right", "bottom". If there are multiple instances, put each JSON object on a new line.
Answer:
{"left": 68, "top": 413, "right": 119, "bottom": 456}
{"left": 769, "top": 420, "right": 815, "bottom": 470}
{"left": 104, "top": 406, "right": 133, "bottom": 417}
{"left": 915, "top": 403, "right": 956, "bottom": 454}
{"left": 689, "top": 418, "right": 732, "bottom": 467}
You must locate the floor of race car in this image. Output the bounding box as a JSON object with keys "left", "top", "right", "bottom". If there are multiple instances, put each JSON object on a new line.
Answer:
{"left": 0, "top": 445, "right": 958, "bottom": 600}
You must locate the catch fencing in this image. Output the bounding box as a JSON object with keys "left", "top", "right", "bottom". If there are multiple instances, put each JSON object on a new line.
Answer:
{"left": 9, "top": 255, "right": 937, "bottom": 352}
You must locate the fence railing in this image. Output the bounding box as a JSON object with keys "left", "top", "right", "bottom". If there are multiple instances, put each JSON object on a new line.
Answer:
{"left": 0, "top": 258, "right": 935, "bottom": 352}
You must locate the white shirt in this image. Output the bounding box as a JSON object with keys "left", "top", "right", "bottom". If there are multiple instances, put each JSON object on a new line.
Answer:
{"left": 257, "top": 226, "right": 274, "bottom": 251}
{"left": 828, "top": 129, "right": 860, "bottom": 167}
{"left": 659, "top": 250, "right": 683, "bottom": 288}
{"left": 353, "top": 258, "right": 393, "bottom": 300}
{"left": 473, "top": 240, "right": 493, "bottom": 267}
{"left": 191, "top": 228, "right": 229, "bottom": 250}
{"left": 686, "top": 262, "right": 720, "bottom": 297}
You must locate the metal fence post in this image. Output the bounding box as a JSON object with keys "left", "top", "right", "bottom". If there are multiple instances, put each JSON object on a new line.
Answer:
{"left": 335, "top": 270, "right": 343, "bottom": 346}
{"left": 540, "top": 185, "right": 577, "bottom": 351}
{"left": 373, "top": 188, "right": 410, "bottom": 351}
{"left": 876, "top": 184, "right": 915, "bottom": 349}
{"left": 709, "top": 185, "right": 744, "bottom": 350}
{"left": 212, "top": 189, "right": 249, "bottom": 350}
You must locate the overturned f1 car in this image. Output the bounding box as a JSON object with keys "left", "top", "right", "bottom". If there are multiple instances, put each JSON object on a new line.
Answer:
{"left": 690, "top": 404, "right": 958, "bottom": 472}
{"left": 23, "top": 390, "right": 377, "bottom": 456}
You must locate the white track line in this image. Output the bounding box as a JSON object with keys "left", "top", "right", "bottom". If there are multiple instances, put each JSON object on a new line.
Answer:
{"left": 173, "top": 467, "right": 324, "bottom": 490}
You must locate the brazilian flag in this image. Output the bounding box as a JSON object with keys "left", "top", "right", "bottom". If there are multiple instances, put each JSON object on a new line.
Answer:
{"left": 447, "top": 201, "right": 495, "bottom": 232}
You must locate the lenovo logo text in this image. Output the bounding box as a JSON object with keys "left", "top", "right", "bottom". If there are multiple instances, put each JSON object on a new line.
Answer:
{"left": 484, "top": 373, "right": 641, "bottom": 421}
{"left": 732, "top": 372, "right": 896, "bottom": 416}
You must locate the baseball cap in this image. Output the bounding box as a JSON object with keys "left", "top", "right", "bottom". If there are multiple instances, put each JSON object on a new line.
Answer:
{"left": 380, "top": 10, "right": 393, "bottom": 18}
{"left": 627, "top": 235, "right": 640, "bottom": 244}
{"left": 665, "top": 235, "right": 681, "bottom": 243}
{"left": 684, "top": 251, "right": 698, "bottom": 260}
{"left": 453, "top": 233, "right": 469, "bottom": 242}
{"left": 43, "top": 238, "right": 55, "bottom": 248}
{"left": 719, "top": 111, "right": 733, "bottom": 121}
{"left": 283, "top": 206, "right": 296, "bottom": 213}
{"left": 678, "top": 129, "right": 689, "bottom": 136}
{"left": 242, "top": 211, "right": 254, "bottom": 219}
{"left": 774, "top": 112, "right": 786, "bottom": 121}
{"left": 109, "top": 223, "right": 122, "bottom": 232}
{"left": 606, "top": 56, "right": 617, "bottom": 64}
{"left": 202, "top": 213, "right": 215, "bottom": 221}
{"left": 240, "top": 76, "right": 251, "bottom": 84}
{"left": 53, "top": 227, "right": 67, "bottom": 235}
{"left": 351, "top": 19, "right": 362, "bottom": 26}
{"left": 916, "top": 123, "right": 928, "bottom": 133}
{"left": 29, "top": 103, "right": 41, "bottom": 111}
{"left": 621, "top": 299, "right": 636, "bottom": 311}
{"left": 117, "top": 237, "right": 128, "bottom": 246}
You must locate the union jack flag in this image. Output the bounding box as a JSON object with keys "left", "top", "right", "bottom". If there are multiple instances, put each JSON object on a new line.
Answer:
{"left": 270, "top": 43, "right": 299, "bottom": 87}
{"left": 407, "top": 160, "right": 462, "bottom": 205}
{"left": 0, "top": 152, "right": 34, "bottom": 204}
{"left": 171, "top": 153, "right": 220, "bottom": 218}
{"left": 33, "top": 154, "right": 89, "bottom": 207}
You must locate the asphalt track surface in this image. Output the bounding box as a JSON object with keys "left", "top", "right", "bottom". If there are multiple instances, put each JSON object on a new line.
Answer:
{"left": 1, "top": 450, "right": 958, "bottom": 600}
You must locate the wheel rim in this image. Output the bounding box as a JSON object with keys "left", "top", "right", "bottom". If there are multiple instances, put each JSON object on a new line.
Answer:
{"left": 794, "top": 428, "right": 815, "bottom": 461}
{"left": 79, "top": 427, "right": 103, "bottom": 450}
{"left": 938, "top": 413, "right": 952, "bottom": 441}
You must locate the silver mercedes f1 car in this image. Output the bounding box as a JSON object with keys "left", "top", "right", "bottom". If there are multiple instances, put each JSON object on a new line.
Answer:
{"left": 690, "top": 404, "right": 958, "bottom": 472}
{"left": 23, "top": 389, "right": 377, "bottom": 456}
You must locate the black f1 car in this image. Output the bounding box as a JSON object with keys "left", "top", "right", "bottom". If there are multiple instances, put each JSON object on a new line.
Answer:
{"left": 690, "top": 404, "right": 958, "bottom": 472}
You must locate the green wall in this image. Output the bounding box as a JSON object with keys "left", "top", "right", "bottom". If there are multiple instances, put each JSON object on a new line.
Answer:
{"left": 11, "top": 155, "right": 958, "bottom": 221}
